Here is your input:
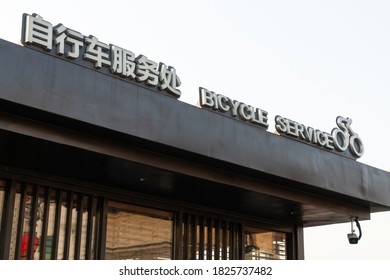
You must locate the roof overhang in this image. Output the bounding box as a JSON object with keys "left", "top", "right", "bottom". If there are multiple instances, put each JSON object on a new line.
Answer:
{"left": 0, "top": 39, "right": 389, "bottom": 227}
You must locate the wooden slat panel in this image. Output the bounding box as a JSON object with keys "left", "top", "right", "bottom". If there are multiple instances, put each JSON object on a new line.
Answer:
{"left": 182, "top": 213, "right": 189, "bottom": 260}
{"left": 74, "top": 193, "right": 84, "bottom": 260}
{"left": 14, "top": 183, "right": 26, "bottom": 260}
{"left": 239, "top": 223, "right": 244, "bottom": 260}
{"left": 96, "top": 198, "right": 107, "bottom": 259}
{"left": 63, "top": 191, "right": 74, "bottom": 259}
{"left": 27, "top": 185, "right": 39, "bottom": 260}
{"left": 39, "top": 187, "right": 51, "bottom": 260}
{"left": 52, "top": 189, "right": 62, "bottom": 259}
{"left": 221, "top": 221, "right": 227, "bottom": 260}
{"left": 198, "top": 216, "right": 204, "bottom": 260}
{"left": 190, "top": 215, "right": 197, "bottom": 260}
{"left": 207, "top": 218, "right": 213, "bottom": 260}
{"left": 0, "top": 180, "right": 16, "bottom": 259}
{"left": 173, "top": 212, "right": 183, "bottom": 260}
{"left": 214, "top": 219, "right": 220, "bottom": 260}
{"left": 229, "top": 222, "right": 237, "bottom": 260}
{"left": 85, "top": 195, "right": 95, "bottom": 260}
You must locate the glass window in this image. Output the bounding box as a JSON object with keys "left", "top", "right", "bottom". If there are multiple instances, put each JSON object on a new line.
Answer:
{"left": 105, "top": 202, "right": 173, "bottom": 260}
{"left": 244, "top": 228, "right": 287, "bottom": 260}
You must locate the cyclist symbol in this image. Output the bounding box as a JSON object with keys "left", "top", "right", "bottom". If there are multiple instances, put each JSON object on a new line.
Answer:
{"left": 331, "top": 116, "right": 364, "bottom": 158}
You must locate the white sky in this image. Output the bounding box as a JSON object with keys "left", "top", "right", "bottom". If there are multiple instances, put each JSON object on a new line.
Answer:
{"left": 1, "top": 0, "right": 389, "bottom": 259}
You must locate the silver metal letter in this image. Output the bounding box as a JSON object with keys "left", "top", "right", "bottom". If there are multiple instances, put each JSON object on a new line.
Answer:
{"left": 250, "top": 108, "right": 269, "bottom": 128}
{"left": 217, "top": 95, "right": 230, "bottom": 112}
{"left": 323, "top": 133, "right": 334, "bottom": 150}
{"left": 239, "top": 104, "right": 252, "bottom": 121}
{"left": 83, "top": 36, "right": 111, "bottom": 68}
{"left": 159, "top": 63, "right": 182, "bottom": 98}
{"left": 316, "top": 130, "right": 326, "bottom": 146}
{"left": 23, "top": 13, "right": 53, "bottom": 51}
{"left": 286, "top": 119, "right": 299, "bottom": 137}
{"left": 231, "top": 100, "right": 241, "bottom": 117}
{"left": 135, "top": 55, "right": 159, "bottom": 86}
{"left": 54, "top": 24, "right": 84, "bottom": 59}
{"left": 199, "top": 87, "right": 214, "bottom": 108}
{"left": 275, "top": 115, "right": 287, "bottom": 133}
{"left": 303, "top": 126, "right": 317, "bottom": 143}
{"left": 110, "top": 45, "right": 136, "bottom": 79}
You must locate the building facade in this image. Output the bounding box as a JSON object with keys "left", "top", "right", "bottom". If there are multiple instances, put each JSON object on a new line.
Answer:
{"left": 0, "top": 18, "right": 390, "bottom": 259}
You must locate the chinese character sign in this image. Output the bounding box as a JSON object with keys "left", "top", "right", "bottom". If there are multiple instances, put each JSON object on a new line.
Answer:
{"left": 22, "top": 13, "right": 182, "bottom": 98}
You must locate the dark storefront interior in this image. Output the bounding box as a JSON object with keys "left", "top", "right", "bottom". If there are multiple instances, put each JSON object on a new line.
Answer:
{"left": 0, "top": 128, "right": 293, "bottom": 260}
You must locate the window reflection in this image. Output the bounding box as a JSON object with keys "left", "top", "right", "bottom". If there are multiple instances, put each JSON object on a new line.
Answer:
{"left": 106, "top": 202, "right": 173, "bottom": 260}
{"left": 244, "top": 228, "right": 286, "bottom": 260}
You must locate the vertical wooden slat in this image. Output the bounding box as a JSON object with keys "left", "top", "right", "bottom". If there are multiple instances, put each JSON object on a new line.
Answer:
{"left": 190, "top": 215, "right": 197, "bottom": 260}
{"left": 85, "top": 195, "right": 95, "bottom": 260}
{"left": 93, "top": 198, "right": 101, "bottom": 260}
{"left": 182, "top": 213, "right": 189, "bottom": 260}
{"left": 0, "top": 180, "right": 16, "bottom": 259}
{"left": 39, "top": 187, "right": 51, "bottom": 260}
{"left": 214, "top": 219, "right": 220, "bottom": 260}
{"left": 207, "top": 218, "right": 213, "bottom": 260}
{"left": 14, "top": 183, "right": 27, "bottom": 260}
{"left": 27, "top": 185, "right": 39, "bottom": 260}
{"left": 52, "top": 189, "right": 62, "bottom": 259}
{"left": 221, "top": 221, "right": 227, "bottom": 259}
{"left": 96, "top": 198, "right": 107, "bottom": 259}
{"left": 295, "top": 225, "right": 304, "bottom": 260}
{"left": 63, "top": 191, "right": 74, "bottom": 259}
{"left": 230, "top": 222, "right": 236, "bottom": 260}
{"left": 74, "top": 193, "right": 84, "bottom": 260}
{"left": 285, "top": 232, "right": 293, "bottom": 260}
{"left": 237, "top": 223, "right": 241, "bottom": 260}
{"left": 237, "top": 223, "right": 243, "bottom": 260}
{"left": 198, "top": 216, "right": 204, "bottom": 260}
{"left": 173, "top": 211, "right": 183, "bottom": 260}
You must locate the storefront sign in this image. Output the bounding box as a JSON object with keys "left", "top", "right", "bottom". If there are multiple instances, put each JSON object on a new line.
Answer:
{"left": 199, "top": 87, "right": 364, "bottom": 159}
{"left": 21, "top": 13, "right": 181, "bottom": 98}
{"left": 199, "top": 87, "right": 269, "bottom": 129}
{"left": 275, "top": 115, "right": 364, "bottom": 158}
{"left": 20, "top": 13, "right": 364, "bottom": 160}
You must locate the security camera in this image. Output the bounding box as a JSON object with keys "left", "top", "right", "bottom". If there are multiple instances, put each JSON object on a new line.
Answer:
{"left": 347, "top": 217, "right": 362, "bottom": 245}
{"left": 347, "top": 233, "right": 359, "bottom": 244}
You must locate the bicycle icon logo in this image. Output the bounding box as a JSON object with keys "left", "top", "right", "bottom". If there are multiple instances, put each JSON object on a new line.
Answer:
{"left": 332, "top": 116, "right": 364, "bottom": 158}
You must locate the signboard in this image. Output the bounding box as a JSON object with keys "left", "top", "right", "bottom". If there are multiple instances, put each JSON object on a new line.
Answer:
{"left": 20, "top": 13, "right": 364, "bottom": 160}
{"left": 21, "top": 13, "right": 181, "bottom": 98}
{"left": 275, "top": 115, "right": 364, "bottom": 158}
{"left": 198, "top": 87, "right": 364, "bottom": 159}
{"left": 199, "top": 87, "right": 269, "bottom": 129}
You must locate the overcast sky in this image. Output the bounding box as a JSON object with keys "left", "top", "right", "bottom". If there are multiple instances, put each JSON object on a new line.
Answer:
{"left": 1, "top": 0, "right": 389, "bottom": 259}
